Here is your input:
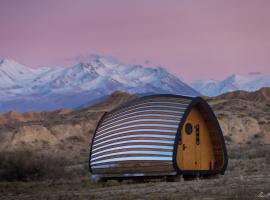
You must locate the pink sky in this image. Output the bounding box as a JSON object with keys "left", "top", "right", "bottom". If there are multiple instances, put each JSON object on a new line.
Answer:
{"left": 0, "top": 0, "right": 270, "bottom": 82}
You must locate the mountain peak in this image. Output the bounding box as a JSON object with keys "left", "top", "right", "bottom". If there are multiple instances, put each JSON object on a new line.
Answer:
{"left": 0, "top": 58, "right": 19, "bottom": 66}
{"left": 0, "top": 56, "right": 199, "bottom": 112}
{"left": 0, "top": 58, "right": 31, "bottom": 71}
{"left": 74, "top": 54, "right": 122, "bottom": 69}
{"left": 191, "top": 72, "right": 270, "bottom": 96}
{"left": 0, "top": 58, "right": 38, "bottom": 87}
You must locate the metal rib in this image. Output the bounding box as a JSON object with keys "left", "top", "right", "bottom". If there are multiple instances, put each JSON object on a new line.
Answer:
{"left": 91, "top": 150, "right": 173, "bottom": 161}
{"left": 94, "top": 129, "right": 176, "bottom": 143}
{"left": 96, "top": 123, "right": 178, "bottom": 138}
{"left": 91, "top": 156, "right": 172, "bottom": 165}
{"left": 92, "top": 145, "right": 173, "bottom": 157}
{"left": 98, "top": 118, "right": 180, "bottom": 133}
{"left": 93, "top": 134, "right": 175, "bottom": 147}
{"left": 92, "top": 139, "right": 174, "bottom": 152}
{"left": 102, "top": 110, "right": 184, "bottom": 126}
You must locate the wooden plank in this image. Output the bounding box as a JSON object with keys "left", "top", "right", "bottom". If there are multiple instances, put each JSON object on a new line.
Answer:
{"left": 93, "top": 168, "right": 175, "bottom": 175}
{"left": 92, "top": 163, "right": 175, "bottom": 174}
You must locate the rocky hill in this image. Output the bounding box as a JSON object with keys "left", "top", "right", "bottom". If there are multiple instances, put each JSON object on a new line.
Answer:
{"left": 206, "top": 87, "right": 270, "bottom": 145}
{"left": 0, "top": 91, "right": 136, "bottom": 163}
{"left": 0, "top": 88, "right": 269, "bottom": 164}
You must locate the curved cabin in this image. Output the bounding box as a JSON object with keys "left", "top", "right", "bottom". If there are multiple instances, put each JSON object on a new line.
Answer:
{"left": 89, "top": 95, "right": 228, "bottom": 179}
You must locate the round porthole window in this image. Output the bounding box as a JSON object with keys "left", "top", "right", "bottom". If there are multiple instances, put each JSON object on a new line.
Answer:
{"left": 185, "top": 123, "right": 193, "bottom": 135}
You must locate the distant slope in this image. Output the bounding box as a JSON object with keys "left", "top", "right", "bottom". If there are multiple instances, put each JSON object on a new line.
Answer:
{"left": 191, "top": 72, "right": 270, "bottom": 96}
{"left": 205, "top": 87, "right": 270, "bottom": 145}
{"left": 0, "top": 88, "right": 269, "bottom": 159}
{"left": 0, "top": 56, "right": 199, "bottom": 112}
{"left": 0, "top": 91, "right": 136, "bottom": 160}
{"left": 206, "top": 87, "right": 270, "bottom": 103}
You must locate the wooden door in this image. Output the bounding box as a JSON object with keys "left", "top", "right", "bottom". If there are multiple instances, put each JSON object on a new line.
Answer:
{"left": 182, "top": 121, "right": 196, "bottom": 169}
{"left": 177, "top": 106, "right": 214, "bottom": 171}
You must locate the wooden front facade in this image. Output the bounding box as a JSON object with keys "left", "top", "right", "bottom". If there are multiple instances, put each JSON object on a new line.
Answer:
{"left": 89, "top": 95, "right": 228, "bottom": 178}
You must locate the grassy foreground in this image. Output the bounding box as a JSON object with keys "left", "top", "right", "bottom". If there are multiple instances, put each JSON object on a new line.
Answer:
{"left": 1, "top": 144, "right": 269, "bottom": 200}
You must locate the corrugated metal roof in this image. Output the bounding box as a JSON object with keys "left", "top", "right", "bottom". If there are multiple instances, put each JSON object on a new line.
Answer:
{"left": 90, "top": 95, "right": 193, "bottom": 175}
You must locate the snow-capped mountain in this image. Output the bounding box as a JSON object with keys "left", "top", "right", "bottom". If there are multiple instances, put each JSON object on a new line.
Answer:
{"left": 0, "top": 59, "right": 41, "bottom": 88}
{"left": 0, "top": 56, "right": 199, "bottom": 112}
{"left": 191, "top": 72, "right": 270, "bottom": 96}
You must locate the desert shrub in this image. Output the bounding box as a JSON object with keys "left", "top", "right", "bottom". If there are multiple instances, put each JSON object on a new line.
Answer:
{"left": 0, "top": 151, "right": 72, "bottom": 181}
{"left": 246, "top": 145, "right": 269, "bottom": 159}
{"left": 228, "top": 149, "right": 242, "bottom": 159}
{"left": 266, "top": 153, "right": 270, "bottom": 165}
{"left": 224, "top": 135, "right": 232, "bottom": 142}
{"left": 252, "top": 134, "right": 260, "bottom": 139}
{"left": 229, "top": 144, "right": 269, "bottom": 160}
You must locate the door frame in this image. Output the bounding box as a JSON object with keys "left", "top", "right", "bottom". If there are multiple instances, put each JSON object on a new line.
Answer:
{"left": 172, "top": 97, "right": 228, "bottom": 175}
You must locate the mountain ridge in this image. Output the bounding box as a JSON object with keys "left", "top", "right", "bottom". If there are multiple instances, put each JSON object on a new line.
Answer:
{"left": 0, "top": 56, "right": 199, "bottom": 112}
{"left": 191, "top": 72, "right": 270, "bottom": 96}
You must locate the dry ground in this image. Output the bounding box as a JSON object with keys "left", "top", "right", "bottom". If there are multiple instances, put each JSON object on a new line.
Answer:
{"left": 1, "top": 144, "right": 269, "bottom": 200}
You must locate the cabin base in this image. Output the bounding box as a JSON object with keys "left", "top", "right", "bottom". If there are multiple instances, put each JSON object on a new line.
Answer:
{"left": 91, "top": 173, "right": 220, "bottom": 183}
{"left": 92, "top": 175, "right": 182, "bottom": 183}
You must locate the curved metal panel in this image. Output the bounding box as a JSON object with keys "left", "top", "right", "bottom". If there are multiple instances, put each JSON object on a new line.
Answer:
{"left": 101, "top": 109, "right": 185, "bottom": 126}
{"left": 92, "top": 145, "right": 174, "bottom": 157}
{"left": 91, "top": 151, "right": 173, "bottom": 161}
{"left": 96, "top": 124, "right": 179, "bottom": 138}
{"left": 100, "top": 114, "right": 182, "bottom": 129}
{"left": 98, "top": 118, "right": 180, "bottom": 133}
{"left": 105, "top": 101, "right": 189, "bottom": 118}
{"left": 93, "top": 134, "right": 175, "bottom": 147}
{"left": 91, "top": 156, "right": 173, "bottom": 166}
{"left": 90, "top": 96, "right": 193, "bottom": 176}
{"left": 92, "top": 139, "right": 175, "bottom": 152}
{"left": 94, "top": 129, "right": 176, "bottom": 143}
{"left": 106, "top": 105, "right": 187, "bottom": 119}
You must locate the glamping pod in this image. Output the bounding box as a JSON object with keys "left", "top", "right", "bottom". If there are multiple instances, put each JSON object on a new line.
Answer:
{"left": 89, "top": 95, "right": 228, "bottom": 178}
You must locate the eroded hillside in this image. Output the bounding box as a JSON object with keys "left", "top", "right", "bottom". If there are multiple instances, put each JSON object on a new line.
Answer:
{"left": 0, "top": 89, "right": 270, "bottom": 199}
{"left": 0, "top": 88, "right": 269, "bottom": 162}
{"left": 206, "top": 87, "right": 270, "bottom": 146}
{"left": 0, "top": 91, "right": 136, "bottom": 163}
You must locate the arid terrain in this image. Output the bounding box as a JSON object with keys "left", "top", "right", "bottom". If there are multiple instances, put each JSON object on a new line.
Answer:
{"left": 0, "top": 89, "right": 270, "bottom": 200}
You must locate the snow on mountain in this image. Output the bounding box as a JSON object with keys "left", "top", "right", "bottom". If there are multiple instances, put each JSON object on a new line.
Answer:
{"left": 0, "top": 59, "right": 37, "bottom": 87}
{"left": 0, "top": 56, "right": 199, "bottom": 112}
{"left": 191, "top": 72, "right": 270, "bottom": 96}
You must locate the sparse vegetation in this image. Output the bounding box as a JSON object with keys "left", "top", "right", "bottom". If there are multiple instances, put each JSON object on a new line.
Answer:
{"left": 0, "top": 151, "right": 75, "bottom": 181}
{"left": 0, "top": 144, "right": 268, "bottom": 199}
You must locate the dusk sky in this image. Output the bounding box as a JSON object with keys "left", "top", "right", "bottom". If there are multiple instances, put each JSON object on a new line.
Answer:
{"left": 1, "top": 0, "right": 270, "bottom": 82}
